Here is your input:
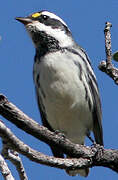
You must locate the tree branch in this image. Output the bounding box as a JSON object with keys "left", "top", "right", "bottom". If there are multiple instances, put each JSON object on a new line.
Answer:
{"left": 99, "top": 22, "right": 118, "bottom": 84}
{"left": 0, "top": 153, "right": 15, "bottom": 180}
{"left": 0, "top": 119, "right": 93, "bottom": 171}
{"left": 0, "top": 95, "right": 118, "bottom": 173}
{"left": 2, "top": 145, "right": 28, "bottom": 180}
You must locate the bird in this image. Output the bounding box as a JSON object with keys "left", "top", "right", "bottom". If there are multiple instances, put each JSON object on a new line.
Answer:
{"left": 16, "top": 10, "right": 103, "bottom": 177}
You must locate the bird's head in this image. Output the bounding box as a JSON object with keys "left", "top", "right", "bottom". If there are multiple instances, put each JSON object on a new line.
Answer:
{"left": 16, "top": 10, "right": 74, "bottom": 50}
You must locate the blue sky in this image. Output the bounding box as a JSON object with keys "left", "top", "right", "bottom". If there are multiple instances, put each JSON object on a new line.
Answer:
{"left": 0, "top": 0, "right": 118, "bottom": 179}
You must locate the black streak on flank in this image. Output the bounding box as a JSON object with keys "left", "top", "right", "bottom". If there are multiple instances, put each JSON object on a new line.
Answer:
{"left": 36, "top": 74, "right": 46, "bottom": 98}
{"left": 73, "top": 61, "right": 82, "bottom": 81}
{"left": 73, "top": 60, "right": 92, "bottom": 111}
{"left": 83, "top": 80, "right": 92, "bottom": 111}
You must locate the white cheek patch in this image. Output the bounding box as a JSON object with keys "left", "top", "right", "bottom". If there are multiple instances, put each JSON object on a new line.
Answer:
{"left": 41, "top": 11, "right": 68, "bottom": 27}
{"left": 27, "top": 21, "right": 73, "bottom": 47}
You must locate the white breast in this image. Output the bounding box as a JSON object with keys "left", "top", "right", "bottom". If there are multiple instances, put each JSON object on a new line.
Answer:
{"left": 34, "top": 51, "right": 93, "bottom": 144}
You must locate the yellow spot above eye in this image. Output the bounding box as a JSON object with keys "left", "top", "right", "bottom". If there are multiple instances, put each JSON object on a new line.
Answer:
{"left": 32, "top": 13, "right": 41, "bottom": 18}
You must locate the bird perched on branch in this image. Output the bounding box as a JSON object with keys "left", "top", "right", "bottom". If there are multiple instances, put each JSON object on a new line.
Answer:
{"left": 16, "top": 10, "right": 103, "bottom": 177}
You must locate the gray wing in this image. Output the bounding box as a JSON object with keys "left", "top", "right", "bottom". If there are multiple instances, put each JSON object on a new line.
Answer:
{"left": 65, "top": 47, "right": 103, "bottom": 145}
{"left": 35, "top": 87, "right": 64, "bottom": 158}
{"left": 88, "top": 74, "right": 103, "bottom": 145}
{"left": 80, "top": 48, "right": 103, "bottom": 145}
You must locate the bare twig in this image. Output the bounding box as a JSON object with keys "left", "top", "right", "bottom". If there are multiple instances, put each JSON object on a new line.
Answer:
{"left": 104, "top": 22, "right": 112, "bottom": 67}
{"left": 0, "top": 118, "right": 118, "bottom": 172}
{"left": 2, "top": 145, "right": 28, "bottom": 180}
{"left": 0, "top": 154, "right": 15, "bottom": 180}
{"left": 0, "top": 95, "right": 118, "bottom": 173}
{"left": 0, "top": 119, "right": 94, "bottom": 171}
{"left": 99, "top": 22, "right": 118, "bottom": 84}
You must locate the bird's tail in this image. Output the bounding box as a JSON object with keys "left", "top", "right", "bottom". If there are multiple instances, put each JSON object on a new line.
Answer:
{"left": 66, "top": 167, "right": 89, "bottom": 177}
{"left": 65, "top": 155, "right": 89, "bottom": 177}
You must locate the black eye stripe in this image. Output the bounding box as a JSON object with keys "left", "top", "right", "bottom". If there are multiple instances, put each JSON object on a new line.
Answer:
{"left": 40, "top": 17, "right": 64, "bottom": 28}
{"left": 29, "top": 13, "right": 71, "bottom": 35}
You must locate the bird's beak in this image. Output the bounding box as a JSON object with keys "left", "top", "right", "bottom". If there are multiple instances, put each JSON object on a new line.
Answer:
{"left": 15, "top": 17, "right": 33, "bottom": 25}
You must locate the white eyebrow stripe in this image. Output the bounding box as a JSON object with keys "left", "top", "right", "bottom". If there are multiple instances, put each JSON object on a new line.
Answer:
{"left": 41, "top": 11, "right": 68, "bottom": 27}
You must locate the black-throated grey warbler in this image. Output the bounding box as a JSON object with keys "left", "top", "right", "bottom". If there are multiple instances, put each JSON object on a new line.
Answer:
{"left": 16, "top": 10, "right": 103, "bottom": 177}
